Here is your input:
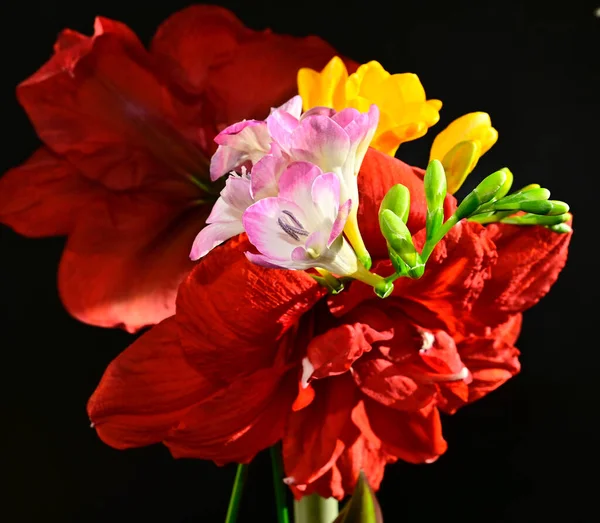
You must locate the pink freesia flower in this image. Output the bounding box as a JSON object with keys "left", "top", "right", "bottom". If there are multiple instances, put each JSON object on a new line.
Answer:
{"left": 242, "top": 162, "right": 356, "bottom": 275}
{"left": 194, "top": 95, "right": 379, "bottom": 263}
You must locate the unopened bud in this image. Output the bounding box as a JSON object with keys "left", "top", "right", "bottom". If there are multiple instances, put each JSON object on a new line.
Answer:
{"left": 441, "top": 140, "right": 478, "bottom": 194}
{"left": 455, "top": 168, "right": 509, "bottom": 219}
{"left": 548, "top": 222, "right": 573, "bottom": 234}
{"left": 500, "top": 212, "right": 570, "bottom": 226}
{"left": 424, "top": 159, "right": 447, "bottom": 212}
{"left": 494, "top": 168, "right": 514, "bottom": 200}
{"left": 520, "top": 199, "right": 570, "bottom": 216}
{"left": 380, "top": 209, "right": 420, "bottom": 271}
{"left": 379, "top": 184, "right": 410, "bottom": 223}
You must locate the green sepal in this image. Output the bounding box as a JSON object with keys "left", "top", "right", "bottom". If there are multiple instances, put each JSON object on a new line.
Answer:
{"left": 547, "top": 222, "right": 573, "bottom": 233}
{"left": 333, "top": 472, "right": 383, "bottom": 523}
{"left": 519, "top": 199, "right": 569, "bottom": 216}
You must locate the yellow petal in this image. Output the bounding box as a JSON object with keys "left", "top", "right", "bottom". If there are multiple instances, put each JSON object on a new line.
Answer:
{"left": 430, "top": 112, "right": 498, "bottom": 161}
{"left": 297, "top": 56, "right": 348, "bottom": 111}
{"left": 441, "top": 140, "right": 480, "bottom": 194}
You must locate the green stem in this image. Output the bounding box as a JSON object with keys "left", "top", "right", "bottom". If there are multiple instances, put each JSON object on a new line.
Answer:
{"left": 224, "top": 463, "right": 248, "bottom": 523}
{"left": 294, "top": 494, "right": 339, "bottom": 523}
{"left": 270, "top": 446, "right": 291, "bottom": 523}
{"left": 421, "top": 214, "right": 459, "bottom": 262}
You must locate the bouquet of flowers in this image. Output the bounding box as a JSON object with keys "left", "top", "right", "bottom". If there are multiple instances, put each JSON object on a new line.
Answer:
{"left": 0, "top": 5, "right": 572, "bottom": 522}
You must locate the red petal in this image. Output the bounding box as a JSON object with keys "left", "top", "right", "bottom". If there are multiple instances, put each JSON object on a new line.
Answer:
{"left": 329, "top": 221, "right": 496, "bottom": 330}
{"left": 357, "top": 148, "right": 457, "bottom": 259}
{"left": 353, "top": 358, "right": 435, "bottom": 412}
{"left": 151, "top": 5, "right": 345, "bottom": 125}
{"left": 335, "top": 435, "right": 393, "bottom": 496}
{"left": 18, "top": 17, "right": 206, "bottom": 191}
{"left": 293, "top": 435, "right": 392, "bottom": 500}
{"left": 58, "top": 189, "right": 204, "bottom": 332}
{"left": 176, "top": 236, "right": 323, "bottom": 378}
{"left": 442, "top": 314, "right": 522, "bottom": 413}
{"left": 283, "top": 375, "right": 358, "bottom": 486}
{"left": 0, "top": 148, "right": 97, "bottom": 237}
{"left": 166, "top": 367, "right": 297, "bottom": 464}
{"left": 356, "top": 399, "right": 447, "bottom": 464}
{"left": 476, "top": 223, "right": 572, "bottom": 324}
{"left": 87, "top": 317, "right": 209, "bottom": 449}
{"left": 307, "top": 306, "right": 393, "bottom": 381}
{"left": 394, "top": 221, "right": 497, "bottom": 336}
{"left": 150, "top": 6, "right": 250, "bottom": 95}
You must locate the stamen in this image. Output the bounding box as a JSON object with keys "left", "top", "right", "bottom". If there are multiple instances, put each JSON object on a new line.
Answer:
{"left": 278, "top": 211, "right": 309, "bottom": 240}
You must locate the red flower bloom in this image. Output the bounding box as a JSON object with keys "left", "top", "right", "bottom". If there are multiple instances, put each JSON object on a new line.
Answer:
{"left": 0, "top": 6, "right": 345, "bottom": 332}
{"left": 87, "top": 148, "right": 571, "bottom": 498}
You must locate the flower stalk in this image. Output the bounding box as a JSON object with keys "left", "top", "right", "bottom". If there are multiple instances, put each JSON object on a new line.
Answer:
{"left": 224, "top": 463, "right": 248, "bottom": 523}
{"left": 294, "top": 494, "right": 339, "bottom": 523}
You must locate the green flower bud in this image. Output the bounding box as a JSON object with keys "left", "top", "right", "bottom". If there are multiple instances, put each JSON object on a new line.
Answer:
{"left": 548, "top": 222, "right": 573, "bottom": 233}
{"left": 424, "top": 160, "right": 447, "bottom": 241}
{"left": 333, "top": 472, "right": 383, "bottom": 523}
{"left": 493, "top": 168, "right": 514, "bottom": 200}
{"left": 380, "top": 209, "right": 420, "bottom": 270}
{"left": 455, "top": 168, "right": 509, "bottom": 219}
{"left": 519, "top": 199, "right": 570, "bottom": 216}
{"left": 424, "top": 159, "right": 447, "bottom": 212}
{"left": 500, "top": 212, "right": 570, "bottom": 226}
{"left": 379, "top": 184, "right": 410, "bottom": 223}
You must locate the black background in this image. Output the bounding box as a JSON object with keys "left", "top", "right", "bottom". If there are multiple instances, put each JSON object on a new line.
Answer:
{"left": 1, "top": 1, "right": 598, "bottom": 521}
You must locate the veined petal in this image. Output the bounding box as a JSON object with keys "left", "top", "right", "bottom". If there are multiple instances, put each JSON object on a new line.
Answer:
{"left": 290, "top": 115, "right": 350, "bottom": 173}
{"left": 266, "top": 106, "right": 300, "bottom": 150}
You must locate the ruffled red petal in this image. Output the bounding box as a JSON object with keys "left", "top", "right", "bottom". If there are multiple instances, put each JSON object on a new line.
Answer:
{"left": 475, "top": 223, "right": 572, "bottom": 326}
{"left": 176, "top": 236, "right": 324, "bottom": 378}
{"left": 356, "top": 399, "right": 447, "bottom": 464}
{"left": 441, "top": 314, "right": 522, "bottom": 413}
{"left": 283, "top": 376, "right": 358, "bottom": 488}
{"left": 87, "top": 317, "right": 211, "bottom": 448}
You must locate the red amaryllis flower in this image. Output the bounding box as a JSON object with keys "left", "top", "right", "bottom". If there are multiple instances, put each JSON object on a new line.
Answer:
{"left": 0, "top": 6, "right": 346, "bottom": 332}
{"left": 87, "top": 148, "right": 571, "bottom": 498}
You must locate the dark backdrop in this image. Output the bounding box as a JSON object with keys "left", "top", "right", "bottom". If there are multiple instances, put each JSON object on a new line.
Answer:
{"left": 1, "top": 1, "right": 598, "bottom": 521}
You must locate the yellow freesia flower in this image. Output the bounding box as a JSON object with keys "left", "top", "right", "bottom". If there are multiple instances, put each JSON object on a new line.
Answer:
{"left": 429, "top": 112, "right": 498, "bottom": 193}
{"left": 298, "top": 57, "right": 442, "bottom": 156}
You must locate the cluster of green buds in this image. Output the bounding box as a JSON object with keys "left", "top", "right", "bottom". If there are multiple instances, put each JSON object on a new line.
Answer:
{"left": 377, "top": 160, "right": 571, "bottom": 291}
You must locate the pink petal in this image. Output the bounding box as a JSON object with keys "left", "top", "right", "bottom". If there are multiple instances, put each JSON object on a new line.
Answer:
{"left": 189, "top": 221, "right": 245, "bottom": 260}
{"left": 311, "top": 172, "right": 341, "bottom": 224}
{"left": 267, "top": 108, "right": 300, "bottom": 150}
{"left": 243, "top": 198, "right": 307, "bottom": 260}
{"left": 290, "top": 116, "right": 350, "bottom": 172}
{"left": 250, "top": 142, "right": 289, "bottom": 199}
{"left": 278, "top": 162, "right": 324, "bottom": 208}
{"left": 275, "top": 95, "right": 303, "bottom": 119}
{"left": 210, "top": 121, "right": 270, "bottom": 180}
